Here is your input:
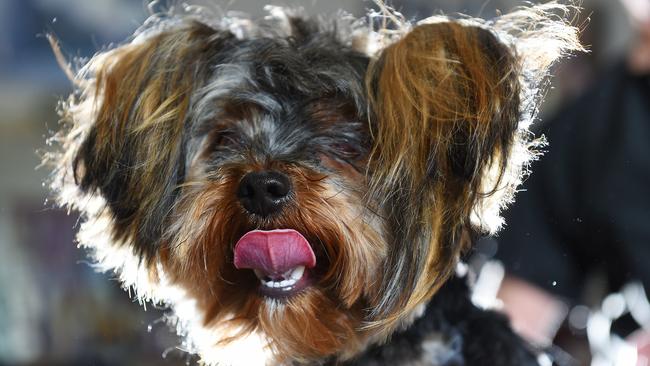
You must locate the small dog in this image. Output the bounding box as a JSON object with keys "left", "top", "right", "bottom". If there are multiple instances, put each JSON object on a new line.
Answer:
{"left": 47, "top": 2, "right": 581, "bottom": 365}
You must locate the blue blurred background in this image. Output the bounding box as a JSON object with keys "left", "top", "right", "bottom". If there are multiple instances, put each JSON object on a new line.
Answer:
{"left": 0, "top": 0, "right": 642, "bottom": 365}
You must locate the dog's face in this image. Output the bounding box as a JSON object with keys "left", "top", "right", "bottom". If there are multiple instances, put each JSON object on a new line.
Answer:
{"left": 49, "top": 4, "right": 580, "bottom": 365}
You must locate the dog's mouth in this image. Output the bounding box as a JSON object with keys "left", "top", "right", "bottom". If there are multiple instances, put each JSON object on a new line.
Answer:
{"left": 233, "top": 229, "right": 316, "bottom": 298}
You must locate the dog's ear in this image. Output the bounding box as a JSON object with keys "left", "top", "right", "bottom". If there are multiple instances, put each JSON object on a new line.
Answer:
{"left": 367, "top": 22, "right": 519, "bottom": 326}
{"left": 65, "top": 22, "right": 235, "bottom": 261}
{"left": 366, "top": 8, "right": 581, "bottom": 329}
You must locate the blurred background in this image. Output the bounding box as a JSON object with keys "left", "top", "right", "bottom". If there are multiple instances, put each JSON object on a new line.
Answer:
{"left": 0, "top": 0, "right": 646, "bottom": 365}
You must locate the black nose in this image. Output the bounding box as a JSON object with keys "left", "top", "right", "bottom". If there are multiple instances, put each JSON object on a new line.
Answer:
{"left": 237, "top": 171, "right": 292, "bottom": 217}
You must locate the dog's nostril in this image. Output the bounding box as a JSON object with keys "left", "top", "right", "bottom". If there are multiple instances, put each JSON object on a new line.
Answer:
{"left": 267, "top": 179, "right": 290, "bottom": 199}
{"left": 237, "top": 171, "right": 292, "bottom": 217}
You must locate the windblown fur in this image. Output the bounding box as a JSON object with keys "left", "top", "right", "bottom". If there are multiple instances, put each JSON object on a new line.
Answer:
{"left": 46, "top": 1, "right": 581, "bottom": 365}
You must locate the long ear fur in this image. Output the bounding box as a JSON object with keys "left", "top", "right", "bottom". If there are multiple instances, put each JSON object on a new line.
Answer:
{"left": 365, "top": 2, "right": 583, "bottom": 331}
{"left": 52, "top": 22, "right": 235, "bottom": 261}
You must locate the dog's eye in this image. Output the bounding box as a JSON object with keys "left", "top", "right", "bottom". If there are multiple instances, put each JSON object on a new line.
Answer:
{"left": 212, "top": 130, "right": 241, "bottom": 149}
{"left": 330, "top": 142, "right": 361, "bottom": 160}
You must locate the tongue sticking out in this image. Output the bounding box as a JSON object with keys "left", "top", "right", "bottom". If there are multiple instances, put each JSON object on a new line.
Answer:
{"left": 233, "top": 229, "right": 316, "bottom": 276}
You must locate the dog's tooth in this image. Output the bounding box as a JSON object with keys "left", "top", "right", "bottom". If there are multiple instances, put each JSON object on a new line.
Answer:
{"left": 282, "top": 268, "right": 294, "bottom": 278}
{"left": 260, "top": 277, "right": 299, "bottom": 289}
{"left": 290, "top": 266, "right": 305, "bottom": 280}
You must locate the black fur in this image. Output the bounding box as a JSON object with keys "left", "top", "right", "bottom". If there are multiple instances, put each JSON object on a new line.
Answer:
{"left": 336, "top": 276, "right": 539, "bottom": 366}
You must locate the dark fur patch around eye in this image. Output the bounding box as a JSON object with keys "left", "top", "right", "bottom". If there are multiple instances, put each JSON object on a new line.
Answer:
{"left": 330, "top": 141, "right": 362, "bottom": 160}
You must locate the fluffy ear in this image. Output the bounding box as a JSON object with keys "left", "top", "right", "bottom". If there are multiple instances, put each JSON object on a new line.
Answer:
{"left": 58, "top": 22, "right": 235, "bottom": 261}
{"left": 366, "top": 5, "right": 582, "bottom": 329}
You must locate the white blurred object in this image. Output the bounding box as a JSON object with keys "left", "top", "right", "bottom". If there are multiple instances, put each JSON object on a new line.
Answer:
{"left": 620, "top": 0, "right": 650, "bottom": 25}
{"left": 586, "top": 282, "right": 650, "bottom": 366}
{"left": 624, "top": 283, "right": 650, "bottom": 331}
{"left": 471, "top": 260, "right": 505, "bottom": 310}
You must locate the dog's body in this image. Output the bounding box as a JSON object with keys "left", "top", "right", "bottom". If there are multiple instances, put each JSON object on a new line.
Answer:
{"left": 330, "top": 276, "right": 540, "bottom": 365}
{"left": 47, "top": 2, "right": 580, "bottom": 365}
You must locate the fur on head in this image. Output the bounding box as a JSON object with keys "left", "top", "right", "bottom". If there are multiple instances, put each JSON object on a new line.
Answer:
{"left": 47, "top": 1, "right": 581, "bottom": 365}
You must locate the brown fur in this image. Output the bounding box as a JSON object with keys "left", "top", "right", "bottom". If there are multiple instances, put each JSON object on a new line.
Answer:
{"left": 365, "top": 22, "right": 521, "bottom": 332}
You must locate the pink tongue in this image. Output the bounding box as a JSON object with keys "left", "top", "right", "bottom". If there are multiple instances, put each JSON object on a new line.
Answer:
{"left": 233, "top": 229, "right": 316, "bottom": 275}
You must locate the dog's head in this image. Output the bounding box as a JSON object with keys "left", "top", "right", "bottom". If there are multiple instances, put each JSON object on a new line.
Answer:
{"left": 48, "top": 3, "right": 580, "bottom": 364}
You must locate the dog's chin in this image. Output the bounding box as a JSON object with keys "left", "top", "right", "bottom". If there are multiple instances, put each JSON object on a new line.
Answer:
{"left": 261, "top": 292, "right": 365, "bottom": 360}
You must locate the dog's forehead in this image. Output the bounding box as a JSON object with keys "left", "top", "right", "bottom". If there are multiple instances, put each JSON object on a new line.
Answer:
{"left": 188, "top": 35, "right": 369, "bottom": 157}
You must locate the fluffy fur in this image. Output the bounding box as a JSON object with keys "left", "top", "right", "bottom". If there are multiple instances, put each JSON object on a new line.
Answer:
{"left": 46, "top": 1, "right": 581, "bottom": 365}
